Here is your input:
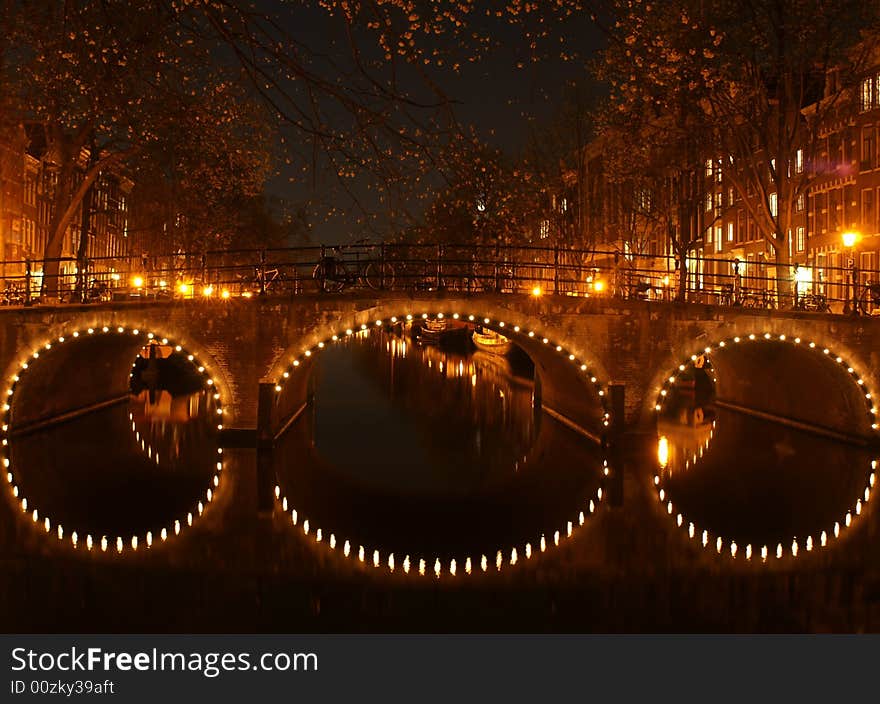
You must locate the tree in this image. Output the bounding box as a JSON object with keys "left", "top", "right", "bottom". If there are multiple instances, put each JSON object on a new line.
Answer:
{"left": 420, "top": 140, "right": 537, "bottom": 246}
{"left": 5, "top": 1, "right": 271, "bottom": 298}
{"left": 598, "top": 0, "right": 880, "bottom": 303}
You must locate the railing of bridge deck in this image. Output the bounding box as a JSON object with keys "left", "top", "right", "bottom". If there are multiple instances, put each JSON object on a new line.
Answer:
{"left": 0, "top": 243, "right": 878, "bottom": 316}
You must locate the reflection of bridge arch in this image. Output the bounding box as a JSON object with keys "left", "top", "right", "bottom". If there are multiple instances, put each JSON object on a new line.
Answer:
{"left": 269, "top": 313, "right": 612, "bottom": 579}
{"left": 2, "top": 324, "right": 226, "bottom": 556}
{"left": 652, "top": 331, "right": 879, "bottom": 566}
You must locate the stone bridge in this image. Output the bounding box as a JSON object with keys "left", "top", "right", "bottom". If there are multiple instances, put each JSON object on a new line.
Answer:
{"left": 5, "top": 292, "right": 880, "bottom": 631}
{"left": 3, "top": 293, "right": 879, "bottom": 442}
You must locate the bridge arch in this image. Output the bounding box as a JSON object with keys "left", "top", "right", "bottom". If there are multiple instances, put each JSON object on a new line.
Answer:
{"left": 267, "top": 299, "right": 614, "bottom": 438}
{"left": 651, "top": 328, "right": 879, "bottom": 567}
{"left": 266, "top": 307, "right": 612, "bottom": 578}
{"left": 640, "top": 310, "right": 880, "bottom": 429}
{"left": 1, "top": 321, "right": 227, "bottom": 556}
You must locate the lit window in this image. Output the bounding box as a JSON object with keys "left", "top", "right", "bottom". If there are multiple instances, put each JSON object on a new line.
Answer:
{"left": 795, "top": 149, "right": 804, "bottom": 174}
{"left": 797, "top": 226, "right": 805, "bottom": 252}
{"left": 861, "top": 77, "right": 875, "bottom": 112}
{"left": 769, "top": 192, "right": 778, "bottom": 217}
{"left": 727, "top": 222, "right": 734, "bottom": 243}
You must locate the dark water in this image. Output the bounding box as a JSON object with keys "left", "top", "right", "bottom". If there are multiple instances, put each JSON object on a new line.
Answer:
{"left": 9, "top": 355, "right": 218, "bottom": 537}
{"left": 657, "top": 359, "right": 872, "bottom": 546}
{"left": 274, "top": 328, "right": 605, "bottom": 558}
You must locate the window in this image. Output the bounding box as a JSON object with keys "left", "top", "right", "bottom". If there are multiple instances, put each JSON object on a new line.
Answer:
{"left": 863, "top": 188, "right": 875, "bottom": 227}
{"left": 716, "top": 160, "right": 722, "bottom": 183}
{"left": 861, "top": 77, "right": 876, "bottom": 112}
{"left": 24, "top": 176, "right": 37, "bottom": 206}
{"left": 705, "top": 159, "right": 714, "bottom": 179}
{"left": 705, "top": 193, "right": 713, "bottom": 213}
{"left": 797, "top": 226, "right": 805, "bottom": 252}
{"left": 714, "top": 191, "right": 722, "bottom": 213}
{"left": 796, "top": 193, "right": 805, "bottom": 212}
{"left": 724, "top": 223, "right": 732, "bottom": 251}
{"left": 862, "top": 127, "right": 875, "bottom": 170}
{"left": 795, "top": 149, "right": 804, "bottom": 174}
{"left": 728, "top": 188, "right": 734, "bottom": 206}
{"left": 769, "top": 192, "right": 778, "bottom": 218}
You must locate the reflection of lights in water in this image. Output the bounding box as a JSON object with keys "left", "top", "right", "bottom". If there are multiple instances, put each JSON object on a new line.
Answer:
{"left": 269, "top": 313, "right": 610, "bottom": 577}
{"left": 657, "top": 436, "right": 669, "bottom": 469}
{"left": 274, "top": 479, "right": 605, "bottom": 579}
{"left": 655, "top": 332, "right": 878, "bottom": 564}
{"left": 2, "top": 326, "right": 224, "bottom": 556}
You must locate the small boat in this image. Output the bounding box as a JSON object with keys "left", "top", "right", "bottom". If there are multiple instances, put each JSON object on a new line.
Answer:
{"left": 415, "top": 318, "right": 471, "bottom": 349}
{"left": 418, "top": 318, "right": 447, "bottom": 343}
{"left": 472, "top": 328, "right": 511, "bottom": 355}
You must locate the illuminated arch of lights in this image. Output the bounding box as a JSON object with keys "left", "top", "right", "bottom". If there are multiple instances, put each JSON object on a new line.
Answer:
{"left": 1, "top": 325, "right": 225, "bottom": 555}
{"left": 653, "top": 331, "right": 878, "bottom": 563}
{"left": 271, "top": 311, "right": 610, "bottom": 577}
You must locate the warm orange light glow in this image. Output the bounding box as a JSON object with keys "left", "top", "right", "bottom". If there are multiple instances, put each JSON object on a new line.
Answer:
{"left": 132, "top": 276, "right": 144, "bottom": 288}
{"left": 531, "top": 286, "right": 542, "bottom": 297}
{"left": 593, "top": 280, "right": 605, "bottom": 293}
{"left": 657, "top": 436, "right": 669, "bottom": 469}
{"left": 842, "top": 231, "right": 859, "bottom": 248}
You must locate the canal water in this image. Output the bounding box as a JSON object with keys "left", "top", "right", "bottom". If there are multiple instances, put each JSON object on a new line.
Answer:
{"left": 656, "top": 358, "right": 872, "bottom": 548}
{"left": 8, "top": 352, "right": 218, "bottom": 538}
{"left": 274, "top": 327, "right": 606, "bottom": 559}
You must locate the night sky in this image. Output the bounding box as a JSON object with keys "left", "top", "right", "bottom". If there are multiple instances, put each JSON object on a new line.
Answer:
{"left": 257, "top": 2, "right": 605, "bottom": 242}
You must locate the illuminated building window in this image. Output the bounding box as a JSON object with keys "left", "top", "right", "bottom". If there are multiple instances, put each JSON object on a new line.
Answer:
{"left": 797, "top": 226, "right": 805, "bottom": 253}
{"left": 861, "top": 77, "right": 876, "bottom": 112}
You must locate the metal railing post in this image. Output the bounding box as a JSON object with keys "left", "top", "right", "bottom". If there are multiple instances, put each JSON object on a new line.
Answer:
{"left": 258, "top": 249, "right": 266, "bottom": 296}
{"left": 553, "top": 245, "right": 560, "bottom": 295}
{"left": 436, "top": 243, "right": 443, "bottom": 290}
{"left": 380, "top": 243, "right": 386, "bottom": 289}
{"left": 24, "top": 258, "right": 31, "bottom": 306}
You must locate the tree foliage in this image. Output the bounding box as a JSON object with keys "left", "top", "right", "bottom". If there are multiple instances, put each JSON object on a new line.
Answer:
{"left": 598, "top": 0, "right": 880, "bottom": 299}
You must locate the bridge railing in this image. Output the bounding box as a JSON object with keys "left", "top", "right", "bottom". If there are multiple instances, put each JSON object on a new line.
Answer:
{"left": 1, "top": 244, "right": 877, "bottom": 315}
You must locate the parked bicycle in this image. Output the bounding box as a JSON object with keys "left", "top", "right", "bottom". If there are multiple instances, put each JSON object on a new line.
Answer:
{"left": 312, "top": 245, "right": 394, "bottom": 293}
{"left": 739, "top": 287, "right": 777, "bottom": 309}
{"left": 240, "top": 265, "right": 292, "bottom": 295}
{"left": 855, "top": 282, "right": 880, "bottom": 315}
{"left": 794, "top": 290, "right": 831, "bottom": 313}
{"left": 1, "top": 282, "right": 26, "bottom": 306}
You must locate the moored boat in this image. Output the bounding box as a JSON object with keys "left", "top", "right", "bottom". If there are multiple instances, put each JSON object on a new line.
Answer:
{"left": 471, "top": 328, "right": 511, "bottom": 355}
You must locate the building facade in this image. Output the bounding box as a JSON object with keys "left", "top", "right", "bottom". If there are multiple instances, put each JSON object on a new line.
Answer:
{"left": 565, "top": 43, "right": 880, "bottom": 311}
{"left": 0, "top": 124, "right": 133, "bottom": 295}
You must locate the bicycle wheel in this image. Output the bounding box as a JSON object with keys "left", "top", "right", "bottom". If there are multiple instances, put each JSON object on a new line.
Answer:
{"left": 313, "top": 262, "right": 345, "bottom": 293}
{"left": 363, "top": 261, "right": 395, "bottom": 290}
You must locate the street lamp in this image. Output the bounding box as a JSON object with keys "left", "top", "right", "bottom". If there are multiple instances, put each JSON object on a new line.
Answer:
{"left": 842, "top": 231, "right": 859, "bottom": 314}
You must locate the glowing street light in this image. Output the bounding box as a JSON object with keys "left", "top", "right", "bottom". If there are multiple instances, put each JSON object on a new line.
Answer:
{"left": 842, "top": 231, "right": 860, "bottom": 314}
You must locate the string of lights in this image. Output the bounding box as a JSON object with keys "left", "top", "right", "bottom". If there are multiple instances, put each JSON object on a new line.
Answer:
{"left": 2, "top": 326, "right": 224, "bottom": 555}
{"left": 271, "top": 312, "right": 612, "bottom": 577}
{"left": 653, "top": 331, "right": 878, "bottom": 563}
